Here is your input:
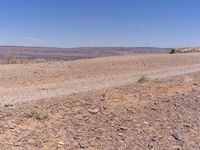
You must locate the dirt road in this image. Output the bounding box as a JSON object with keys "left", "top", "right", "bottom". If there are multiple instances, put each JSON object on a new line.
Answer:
{"left": 1, "top": 53, "right": 200, "bottom": 104}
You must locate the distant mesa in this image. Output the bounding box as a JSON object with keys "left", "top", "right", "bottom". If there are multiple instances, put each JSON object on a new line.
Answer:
{"left": 170, "top": 47, "right": 200, "bottom": 54}
{"left": 0, "top": 46, "right": 170, "bottom": 62}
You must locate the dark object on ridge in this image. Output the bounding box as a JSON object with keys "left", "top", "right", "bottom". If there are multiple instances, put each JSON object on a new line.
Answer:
{"left": 170, "top": 47, "right": 200, "bottom": 54}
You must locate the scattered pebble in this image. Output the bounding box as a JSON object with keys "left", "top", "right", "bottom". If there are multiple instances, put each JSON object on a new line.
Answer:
{"left": 118, "top": 127, "right": 127, "bottom": 132}
{"left": 172, "top": 132, "right": 183, "bottom": 141}
{"left": 4, "top": 104, "right": 13, "bottom": 107}
{"left": 79, "top": 141, "right": 88, "bottom": 149}
{"left": 88, "top": 108, "right": 99, "bottom": 114}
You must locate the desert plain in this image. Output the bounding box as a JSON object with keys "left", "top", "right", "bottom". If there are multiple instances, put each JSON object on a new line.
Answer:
{"left": 1, "top": 53, "right": 200, "bottom": 149}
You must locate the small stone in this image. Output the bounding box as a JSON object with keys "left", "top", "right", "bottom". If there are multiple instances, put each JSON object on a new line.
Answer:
{"left": 11, "top": 129, "right": 18, "bottom": 132}
{"left": 183, "top": 124, "right": 191, "bottom": 128}
{"left": 96, "top": 136, "right": 101, "bottom": 139}
{"left": 174, "top": 103, "right": 180, "bottom": 107}
{"left": 88, "top": 108, "right": 99, "bottom": 114}
{"left": 172, "top": 132, "right": 183, "bottom": 141}
{"left": 173, "top": 146, "right": 181, "bottom": 150}
{"left": 151, "top": 107, "right": 157, "bottom": 111}
{"left": 151, "top": 136, "right": 157, "bottom": 142}
{"left": 79, "top": 141, "right": 88, "bottom": 149}
{"left": 4, "top": 104, "right": 9, "bottom": 107}
{"left": 118, "top": 133, "right": 123, "bottom": 137}
{"left": 73, "top": 135, "right": 79, "bottom": 140}
{"left": 4, "top": 125, "right": 15, "bottom": 129}
{"left": 118, "top": 127, "right": 127, "bottom": 132}
{"left": 58, "top": 141, "right": 64, "bottom": 145}
{"left": 147, "top": 143, "right": 153, "bottom": 149}
{"left": 4, "top": 104, "right": 13, "bottom": 107}
{"left": 102, "top": 105, "right": 107, "bottom": 110}
{"left": 58, "top": 141, "right": 65, "bottom": 148}
{"left": 101, "top": 97, "right": 106, "bottom": 101}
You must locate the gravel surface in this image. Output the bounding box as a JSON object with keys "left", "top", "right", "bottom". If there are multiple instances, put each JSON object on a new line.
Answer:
{"left": 1, "top": 54, "right": 200, "bottom": 149}
{"left": 1, "top": 53, "right": 200, "bottom": 104}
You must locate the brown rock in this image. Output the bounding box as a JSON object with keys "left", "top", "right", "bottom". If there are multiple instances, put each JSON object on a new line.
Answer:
{"left": 88, "top": 108, "right": 99, "bottom": 114}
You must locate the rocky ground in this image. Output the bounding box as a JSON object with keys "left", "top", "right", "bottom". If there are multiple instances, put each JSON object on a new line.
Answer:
{"left": 1, "top": 73, "right": 200, "bottom": 150}
{"left": 1, "top": 54, "right": 200, "bottom": 149}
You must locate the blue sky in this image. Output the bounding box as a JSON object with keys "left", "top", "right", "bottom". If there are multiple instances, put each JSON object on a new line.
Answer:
{"left": 0, "top": 0, "right": 200, "bottom": 48}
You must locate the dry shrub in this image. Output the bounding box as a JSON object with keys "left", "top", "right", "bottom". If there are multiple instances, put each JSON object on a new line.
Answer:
{"left": 18, "top": 57, "right": 29, "bottom": 64}
{"left": 3, "top": 54, "right": 17, "bottom": 64}
{"left": 25, "top": 110, "right": 48, "bottom": 121}
{"left": 3, "top": 54, "right": 48, "bottom": 64}
{"left": 138, "top": 75, "right": 149, "bottom": 83}
{"left": 33, "top": 58, "right": 46, "bottom": 63}
{"left": 3, "top": 54, "right": 29, "bottom": 64}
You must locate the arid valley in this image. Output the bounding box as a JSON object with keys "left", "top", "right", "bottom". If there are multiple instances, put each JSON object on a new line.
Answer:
{"left": 2, "top": 0, "right": 200, "bottom": 149}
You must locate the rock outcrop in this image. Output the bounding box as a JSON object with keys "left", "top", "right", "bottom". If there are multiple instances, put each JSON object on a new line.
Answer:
{"left": 170, "top": 48, "right": 200, "bottom": 54}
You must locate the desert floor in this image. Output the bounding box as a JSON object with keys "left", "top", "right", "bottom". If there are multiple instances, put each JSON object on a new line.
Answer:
{"left": 1, "top": 53, "right": 200, "bottom": 149}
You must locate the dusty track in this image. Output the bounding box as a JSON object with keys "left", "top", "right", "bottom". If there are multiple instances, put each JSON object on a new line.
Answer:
{"left": 1, "top": 53, "right": 200, "bottom": 104}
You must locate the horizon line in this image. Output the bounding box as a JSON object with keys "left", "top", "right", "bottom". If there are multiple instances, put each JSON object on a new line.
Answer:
{"left": 0, "top": 45, "right": 174, "bottom": 49}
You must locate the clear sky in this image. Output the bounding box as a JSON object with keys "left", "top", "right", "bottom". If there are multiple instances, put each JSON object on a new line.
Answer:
{"left": 0, "top": 0, "right": 200, "bottom": 48}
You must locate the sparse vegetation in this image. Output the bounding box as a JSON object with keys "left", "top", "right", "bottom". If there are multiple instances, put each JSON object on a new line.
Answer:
{"left": 1, "top": 53, "right": 200, "bottom": 149}
{"left": 33, "top": 58, "right": 46, "bottom": 63}
{"left": 3, "top": 54, "right": 29, "bottom": 64}
{"left": 2, "top": 54, "right": 47, "bottom": 64}
{"left": 25, "top": 110, "right": 48, "bottom": 120}
{"left": 137, "top": 75, "right": 149, "bottom": 83}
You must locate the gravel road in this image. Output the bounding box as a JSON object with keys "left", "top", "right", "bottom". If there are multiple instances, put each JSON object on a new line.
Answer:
{"left": 1, "top": 53, "right": 200, "bottom": 104}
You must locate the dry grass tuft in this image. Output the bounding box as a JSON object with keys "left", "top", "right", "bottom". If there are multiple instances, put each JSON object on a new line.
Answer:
{"left": 25, "top": 110, "right": 48, "bottom": 121}
{"left": 2, "top": 54, "right": 48, "bottom": 64}
{"left": 138, "top": 75, "right": 149, "bottom": 83}
{"left": 33, "top": 58, "right": 47, "bottom": 63}
{"left": 3, "top": 54, "right": 29, "bottom": 64}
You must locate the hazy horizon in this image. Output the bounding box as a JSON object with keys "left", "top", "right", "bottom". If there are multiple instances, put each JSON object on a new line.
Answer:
{"left": 0, "top": 45, "right": 173, "bottom": 49}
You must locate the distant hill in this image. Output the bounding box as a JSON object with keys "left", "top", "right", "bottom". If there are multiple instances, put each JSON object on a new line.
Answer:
{"left": 0, "top": 46, "right": 170, "bottom": 61}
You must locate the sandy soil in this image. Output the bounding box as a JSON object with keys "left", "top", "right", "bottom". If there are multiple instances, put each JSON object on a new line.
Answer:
{"left": 1, "top": 53, "right": 200, "bottom": 149}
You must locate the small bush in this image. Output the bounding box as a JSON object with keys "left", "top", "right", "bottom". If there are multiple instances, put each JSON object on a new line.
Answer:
{"left": 2, "top": 54, "right": 49, "bottom": 64}
{"left": 3, "top": 54, "right": 17, "bottom": 64}
{"left": 25, "top": 110, "right": 48, "bottom": 121}
{"left": 138, "top": 75, "right": 149, "bottom": 83}
{"left": 3, "top": 54, "right": 29, "bottom": 64}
